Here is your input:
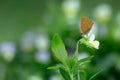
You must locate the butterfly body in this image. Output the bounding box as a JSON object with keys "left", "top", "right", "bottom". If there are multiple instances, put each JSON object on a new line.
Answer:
{"left": 80, "top": 16, "right": 94, "bottom": 35}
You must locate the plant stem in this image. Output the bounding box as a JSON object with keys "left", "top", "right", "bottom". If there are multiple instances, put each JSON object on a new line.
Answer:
{"left": 69, "top": 73, "right": 74, "bottom": 80}
{"left": 78, "top": 70, "right": 80, "bottom": 80}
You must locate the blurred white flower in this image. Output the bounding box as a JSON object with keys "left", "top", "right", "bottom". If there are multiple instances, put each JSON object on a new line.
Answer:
{"left": 88, "top": 40, "right": 99, "bottom": 49}
{"left": 89, "top": 34, "right": 95, "bottom": 41}
{"left": 28, "top": 75, "right": 43, "bottom": 80}
{"left": 0, "top": 42, "right": 16, "bottom": 62}
{"left": 88, "top": 34, "right": 99, "bottom": 49}
{"left": 34, "top": 35, "right": 50, "bottom": 50}
{"left": 93, "top": 4, "right": 112, "bottom": 23}
{"left": 20, "top": 31, "right": 35, "bottom": 53}
{"left": 50, "top": 74, "right": 63, "bottom": 80}
{"left": 78, "top": 52, "right": 89, "bottom": 60}
{"left": 35, "top": 50, "right": 50, "bottom": 64}
{"left": 80, "top": 34, "right": 99, "bottom": 49}
{"left": 62, "top": 0, "right": 80, "bottom": 18}
{"left": 62, "top": 0, "right": 80, "bottom": 25}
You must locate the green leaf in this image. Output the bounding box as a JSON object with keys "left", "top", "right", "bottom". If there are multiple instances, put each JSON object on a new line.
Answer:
{"left": 79, "top": 70, "right": 87, "bottom": 80}
{"left": 47, "top": 65, "right": 60, "bottom": 70}
{"left": 77, "top": 56, "right": 94, "bottom": 65}
{"left": 51, "top": 34, "right": 68, "bottom": 65}
{"left": 71, "top": 63, "right": 79, "bottom": 76}
{"left": 59, "top": 68, "right": 71, "bottom": 80}
{"left": 74, "top": 70, "right": 87, "bottom": 80}
{"left": 79, "top": 60, "right": 91, "bottom": 66}
{"left": 47, "top": 64, "right": 65, "bottom": 70}
{"left": 69, "top": 40, "right": 80, "bottom": 72}
{"left": 71, "top": 56, "right": 93, "bottom": 75}
{"left": 70, "top": 60, "right": 90, "bottom": 76}
{"left": 74, "top": 40, "right": 80, "bottom": 63}
{"left": 89, "top": 69, "right": 103, "bottom": 80}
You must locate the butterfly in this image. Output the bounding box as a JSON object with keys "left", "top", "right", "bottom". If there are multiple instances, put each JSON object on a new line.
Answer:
{"left": 80, "top": 16, "right": 94, "bottom": 35}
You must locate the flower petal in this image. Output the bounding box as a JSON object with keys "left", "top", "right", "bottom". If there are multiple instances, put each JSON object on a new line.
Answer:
{"left": 89, "top": 34, "right": 95, "bottom": 41}
{"left": 89, "top": 40, "right": 99, "bottom": 49}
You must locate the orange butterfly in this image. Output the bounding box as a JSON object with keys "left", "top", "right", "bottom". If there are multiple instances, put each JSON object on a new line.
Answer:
{"left": 80, "top": 16, "right": 94, "bottom": 35}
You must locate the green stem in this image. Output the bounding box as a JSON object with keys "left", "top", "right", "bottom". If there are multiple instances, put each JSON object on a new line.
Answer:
{"left": 76, "top": 40, "right": 81, "bottom": 80}
{"left": 74, "top": 40, "right": 80, "bottom": 62}
{"left": 78, "top": 70, "right": 80, "bottom": 80}
{"left": 70, "top": 74, "right": 74, "bottom": 80}
{"left": 70, "top": 40, "right": 81, "bottom": 80}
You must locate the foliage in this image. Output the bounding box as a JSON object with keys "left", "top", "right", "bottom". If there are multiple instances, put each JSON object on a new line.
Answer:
{"left": 48, "top": 34, "right": 100, "bottom": 80}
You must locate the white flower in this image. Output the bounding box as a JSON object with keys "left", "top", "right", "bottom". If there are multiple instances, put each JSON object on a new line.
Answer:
{"left": 50, "top": 74, "right": 64, "bottom": 80}
{"left": 34, "top": 35, "right": 50, "bottom": 50}
{"left": 89, "top": 34, "right": 95, "bottom": 41}
{"left": 35, "top": 50, "right": 50, "bottom": 64}
{"left": 62, "top": 0, "right": 80, "bottom": 25}
{"left": 20, "top": 31, "right": 35, "bottom": 52}
{"left": 88, "top": 40, "right": 99, "bottom": 49}
{"left": 62, "top": 0, "right": 80, "bottom": 18}
{"left": 78, "top": 52, "right": 89, "bottom": 60}
{"left": 93, "top": 4, "right": 112, "bottom": 23}
{"left": 80, "top": 34, "right": 99, "bottom": 49}
{"left": 0, "top": 42, "right": 16, "bottom": 62}
{"left": 28, "top": 75, "right": 43, "bottom": 80}
{"left": 88, "top": 34, "right": 99, "bottom": 49}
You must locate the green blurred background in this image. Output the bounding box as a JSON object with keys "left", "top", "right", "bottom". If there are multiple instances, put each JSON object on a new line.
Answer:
{"left": 0, "top": 0, "right": 120, "bottom": 80}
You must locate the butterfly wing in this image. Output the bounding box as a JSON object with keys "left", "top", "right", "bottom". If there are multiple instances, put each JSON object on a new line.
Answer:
{"left": 80, "top": 16, "right": 94, "bottom": 35}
